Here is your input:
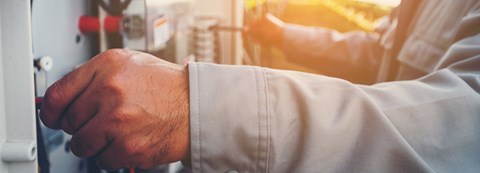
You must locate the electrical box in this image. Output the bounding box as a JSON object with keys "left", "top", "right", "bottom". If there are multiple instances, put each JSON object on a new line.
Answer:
{"left": 123, "top": 0, "right": 193, "bottom": 51}
{"left": 95, "top": 0, "right": 195, "bottom": 64}
{"left": 0, "top": 0, "right": 245, "bottom": 172}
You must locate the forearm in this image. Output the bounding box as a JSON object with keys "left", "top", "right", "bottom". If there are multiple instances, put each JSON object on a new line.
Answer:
{"left": 187, "top": 60, "right": 480, "bottom": 172}
{"left": 281, "top": 24, "right": 383, "bottom": 83}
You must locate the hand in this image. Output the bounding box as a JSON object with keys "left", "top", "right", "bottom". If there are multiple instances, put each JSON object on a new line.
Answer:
{"left": 39, "top": 49, "right": 190, "bottom": 170}
{"left": 244, "top": 13, "right": 286, "bottom": 47}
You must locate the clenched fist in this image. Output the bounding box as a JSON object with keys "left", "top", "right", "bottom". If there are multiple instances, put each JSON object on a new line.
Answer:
{"left": 40, "top": 49, "right": 190, "bottom": 170}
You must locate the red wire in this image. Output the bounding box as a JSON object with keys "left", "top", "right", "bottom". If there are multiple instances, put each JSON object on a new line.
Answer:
{"left": 35, "top": 97, "right": 44, "bottom": 110}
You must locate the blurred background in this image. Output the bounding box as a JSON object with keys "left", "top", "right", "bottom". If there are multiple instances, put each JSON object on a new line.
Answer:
{"left": 244, "top": 0, "right": 398, "bottom": 74}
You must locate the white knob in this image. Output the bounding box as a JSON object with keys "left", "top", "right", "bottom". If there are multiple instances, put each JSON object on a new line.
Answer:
{"left": 38, "top": 56, "right": 53, "bottom": 71}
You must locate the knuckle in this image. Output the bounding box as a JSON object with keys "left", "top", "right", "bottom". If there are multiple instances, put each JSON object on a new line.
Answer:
{"left": 98, "top": 49, "right": 130, "bottom": 63}
{"left": 44, "top": 83, "right": 65, "bottom": 107}
{"left": 70, "top": 134, "right": 96, "bottom": 157}
{"left": 41, "top": 83, "right": 66, "bottom": 128}
{"left": 109, "top": 106, "right": 139, "bottom": 123}
{"left": 105, "top": 48, "right": 126, "bottom": 55}
{"left": 102, "top": 49, "right": 121, "bottom": 59}
{"left": 60, "top": 116, "right": 75, "bottom": 135}
{"left": 101, "top": 76, "right": 125, "bottom": 95}
{"left": 60, "top": 105, "right": 84, "bottom": 134}
{"left": 122, "top": 141, "right": 139, "bottom": 156}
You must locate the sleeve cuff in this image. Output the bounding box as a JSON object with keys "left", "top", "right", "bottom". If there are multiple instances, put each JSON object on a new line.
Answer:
{"left": 188, "top": 62, "right": 270, "bottom": 173}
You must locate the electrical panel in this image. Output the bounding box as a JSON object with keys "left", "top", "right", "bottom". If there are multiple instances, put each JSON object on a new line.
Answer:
{"left": 1, "top": 0, "right": 247, "bottom": 172}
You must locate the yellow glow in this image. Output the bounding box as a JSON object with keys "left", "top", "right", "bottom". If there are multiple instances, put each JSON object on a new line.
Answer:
{"left": 245, "top": 0, "right": 267, "bottom": 10}
{"left": 284, "top": 0, "right": 393, "bottom": 32}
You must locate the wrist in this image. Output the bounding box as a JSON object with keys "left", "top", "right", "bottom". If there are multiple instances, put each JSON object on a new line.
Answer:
{"left": 179, "top": 65, "right": 190, "bottom": 161}
{"left": 163, "top": 63, "right": 190, "bottom": 163}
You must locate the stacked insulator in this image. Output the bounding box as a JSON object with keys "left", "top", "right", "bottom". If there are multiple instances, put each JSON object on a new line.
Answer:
{"left": 192, "top": 18, "right": 220, "bottom": 63}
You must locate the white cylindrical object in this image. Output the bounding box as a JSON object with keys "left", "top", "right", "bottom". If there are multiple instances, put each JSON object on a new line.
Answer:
{"left": 1, "top": 141, "right": 37, "bottom": 162}
{"left": 193, "top": 17, "right": 220, "bottom": 63}
{"left": 38, "top": 56, "right": 54, "bottom": 71}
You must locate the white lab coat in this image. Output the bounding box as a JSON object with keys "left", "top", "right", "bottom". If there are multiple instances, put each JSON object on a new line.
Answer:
{"left": 187, "top": 0, "right": 480, "bottom": 172}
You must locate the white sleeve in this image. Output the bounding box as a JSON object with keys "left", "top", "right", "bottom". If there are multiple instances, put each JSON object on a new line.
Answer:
{"left": 281, "top": 24, "right": 384, "bottom": 83}
{"left": 187, "top": 34, "right": 480, "bottom": 173}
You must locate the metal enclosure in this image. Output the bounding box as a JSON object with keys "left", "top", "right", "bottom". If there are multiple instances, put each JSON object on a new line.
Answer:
{"left": 31, "top": 0, "right": 94, "bottom": 172}
{"left": 32, "top": 0, "right": 94, "bottom": 89}
{"left": 0, "top": 0, "right": 245, "bottom": 172}
{"left": 0, "top": 0, "right": 38, "bottom": 172}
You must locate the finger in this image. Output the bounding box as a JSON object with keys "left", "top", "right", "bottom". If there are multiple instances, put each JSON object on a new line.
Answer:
{"left": 60, "top": 85, "right": 100, "bottom": 135}
{"left": 39, "top": 49, "right": 132, "bottom": 129}
{"left": 69, "top": 115, "right": 110, "bottom": 158}
{"left": 94, "top": 140, "right": 133, "bottom": 171}
{"left": 40, "top": 61, "right": 97, "bottom": 129}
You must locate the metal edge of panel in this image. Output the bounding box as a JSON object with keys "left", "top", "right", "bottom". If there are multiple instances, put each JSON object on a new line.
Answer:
{"left": 0, "top": 3, "right": 7, "bottom": 173}
{"left": 0, "top": 0, "right": 38, "bottom": 172}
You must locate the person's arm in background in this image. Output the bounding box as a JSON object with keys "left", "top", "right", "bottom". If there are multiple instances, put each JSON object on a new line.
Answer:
{"left": 246, "top": 14, "right": 385, "bottom": 84}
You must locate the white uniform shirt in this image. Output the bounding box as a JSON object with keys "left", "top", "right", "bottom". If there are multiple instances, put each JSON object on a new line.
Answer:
{"left": 187, "top": 0, "right": 480, "bottom": 172}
